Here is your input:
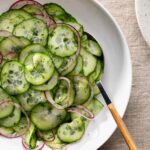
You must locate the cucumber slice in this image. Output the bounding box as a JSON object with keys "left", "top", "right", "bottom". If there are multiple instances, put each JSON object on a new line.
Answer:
{"left": 54, "top": 79, "right": 75, "bottom": 107}
{"left": 19, "top": 44, "right": 48, "bottom": 63}
{"left": 17, "top": 89, "right": 46, "bottom": 111}
{"left": 0, "top": 106, "right": 21, "bottom": 127}
{"left": 71, "top": 99, "right": 104, "bottom": 121}
{"left": 48, "top": 26, "right": 78, "bottom": 57}
{"left": 13, "top": 117, "right": 28, "bottom": 133}
{"left": 86, "top": 99, "right": 104, "bottom": 116}
{"left": 58, "top": 55, "right": 77, "bottom": 75}
{"left": 69, "top": 56, "right": 83, "bottom": 76}
{"left": 80, "top": 49, "right": 97, "bottom": 76}
{"left": 0, "top": 36, "right": 31, "bottom": 60}
{"left": 44, "top": 3, "right": 66, "bottom": 17}
{"left": 97, "top": 60, "right": 104, "bottom": 81}
{"left": 0, "top": 87, "right": 14, "bottom": 119}
{"left": 0, "top": 10, "right": 31, "bottom": 32}
{"left": 32, "top": 71, "right": 58, "bottom": 91}
{"left": 66, "top": 21, "right": 83, "bottom": 36}
{"left": 31, "top": 103, "right": 66, "bottom": 130}
{"left": 23, "top": 4, "right": 43, "bottom": 15}
{"left": 1, "top": 61, "right": 30, "bottom": 95}
{"left": 81, "top": 34, "right": 88, "bottom": 42}
{"left": 0, "top": 37, "right": 4, "bottom": 42}
{"left": 24, "top": 53, "right": 54, "bottom": 85}
{"left": 13, "top": 18, "right": 48, "bottom": 46}
{"left": 53, "top": 13, "right": 76, "bottom": 23}
{"left": 0, "top": 127, "right": 15, "bottom": 136}
{"left": 93, "top": 84, "right": 100, "bottom": 96}
{"left": 46, "top": 134, "right": 65, "bottom": 150}
{"left": 30, "top": 136, "right": 37, "bottom": 149}
{"left": 57, "top": 118, "right": 85, "bottom": 143}
{"left": 19, "top": 37, "right": 31, "bottom": 47}
{"left": 24, "top": 123, "right": 36, "bottom": 149}
{"left": 73, "top": 76, "right": 91, "bottom": 105}
{"left": 38, "top": 130, "right": 54, "bottom": 142}
{"left": 48, "top": 53, "right": 64, "bottom": 69}
{"left": 82, "top": 40, "right": 102, "bottom": 57}
{"left": 89, "top": 60, "right": 103, "bottom": 84}
{"left": 82, "top": 32, "right": 103, "bottom": 56}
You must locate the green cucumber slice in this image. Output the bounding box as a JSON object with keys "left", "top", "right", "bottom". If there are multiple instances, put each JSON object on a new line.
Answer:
{"left": 86, "top": 99, "right": 104, "bottom": 116}
{"left": 45, "top": 134, "right": 65, "bottom": 150}
{"left": 0, "top": 87, "right": 14, "bottom": 119}
{"left": 82, "top": 32, "right": 103, "bottom": 56}
{"left": 13, "top": 117, "right": 28, "bottom": 133}
{"left": 48, "top": 26, "right": 78, "bottom": 57}
{"left": 24, "top": 53, "right": 54, "bottom": 85}
{"left": 13, "top": 18, "right": 48, "bottom": 45}
{"left": 54, "top": 79, "right": 75, "bottom": 107}
{"left": 24, "top": 123, "right": 36, "bottom": 149}
{"left": 71, "top": 99, "right": 104, "bottom": 121}
{"left": 0, "top": 10, "right": 31, "bottom": 32}
{"left": 82, "top": 40, "right": 102, "bottom": 57}
{"left": 69, "top": 56, "right": 83, "bottom": 76}
{"left": 44, "top": 2, "right": 77, "bottom": 24}
{"left": 0, "top": 127, "right": 15, "bottom": 136}
{"left": 93, "top": 84, "right": 100, "bottom": 96}
{"left": 57, "top": 118, "right": 85, "bottom": 143}
{"left": 58, "top": 55, "right": 77, "bottom": 75}
{"left": 44, "top": 3, "right": 66, "bottom": 17}
{"left": 73, "top": 76, "right": 91, "bottom": 105}
{"left": 48, "top": 53, "right": 64, "bottom": 69}
{"left": 32, "top": 71, "right": 58, "bottom": 91}
{"left": 89, "top": 60, "right": 103, "bottom": 84}
{"left": 1, "top": 61, "right": 30, "bottom": 95}
{"left": 53, "top": 13, "right": 76, "bottom": 23}
{"left": 38, "top": 130, "right": 54, "bottom": 142}
{"left": 80, "top": 49, "right": 97, "bottom": 76}
{"left": 19, "top": 44, "right": 48, "bottom": 63}
{"left": 23, "top": 4, "right": 43, "bottom": 15}
{"left": 66, "top": 21, "right": 83, "bottom": 36}
{"left": 31, "top": 103, "right": 66, "bottom": 130}
{"left": 0, "top": 106, "right": 21, "bottom": 127}
{"left": 17, "top": 88, "right": 46, "bottom": 111}
{"left": 0, "top": 36, "right": 31, "bottom": 61}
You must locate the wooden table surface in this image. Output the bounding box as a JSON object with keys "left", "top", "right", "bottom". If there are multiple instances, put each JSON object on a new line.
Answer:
{"left": 99, "top": 0, "right": 150, "bottom": 150}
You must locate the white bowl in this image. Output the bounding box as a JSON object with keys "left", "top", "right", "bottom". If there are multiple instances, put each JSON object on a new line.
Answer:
{"left": 0, "top": 0, "right": 132, "bottom": 150}
{"left": 135, "top": 0, "right": 150, "bottom": 47}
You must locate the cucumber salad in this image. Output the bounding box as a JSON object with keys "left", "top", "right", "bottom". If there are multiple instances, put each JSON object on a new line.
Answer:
{"left": 0, "top": 1, "right": 104, "bottom": 150}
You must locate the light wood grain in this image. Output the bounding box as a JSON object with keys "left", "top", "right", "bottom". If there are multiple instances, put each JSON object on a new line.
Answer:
{"left": 99, "top": 0, "right": 150, "bottom": 150}
{"left": 108, "top": 104, "right": 137, "bottom": 150}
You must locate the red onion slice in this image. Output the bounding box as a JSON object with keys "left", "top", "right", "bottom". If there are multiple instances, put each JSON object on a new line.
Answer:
{"left": 22, "top": 138, "right": 44, "bottom": 150}
{"left": 0, "top": 101, "right": 30, "bottom": 138}
{"left": 45, "top": 77, "right": 71, "bottom": 109}
{"left": 33, "top": 14, "right": 55, "bottom": 27}
{"left": 10, "top": 0, "right": 43, "bottom": 10}
{"left": 0, "top": 30, "right": 12, "bottom": 37}
{"left": 10, "top": 0, "right": 55, "bottom": 27}
{"left": 68, "top": 105, "right": 95, "bottom": 120}
{"left": 4, "top": 51, "right": 18, "bottom": 60}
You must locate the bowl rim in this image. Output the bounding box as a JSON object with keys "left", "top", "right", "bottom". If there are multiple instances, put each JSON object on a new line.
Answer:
{"left": 0, "top": 0, "right": 132, "bottom": 149}
{"left": 93, "top": 0, "right": 132, "bottom": 149}
{"left": 135, "top": 0, "right": 150, "bottom": 47}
